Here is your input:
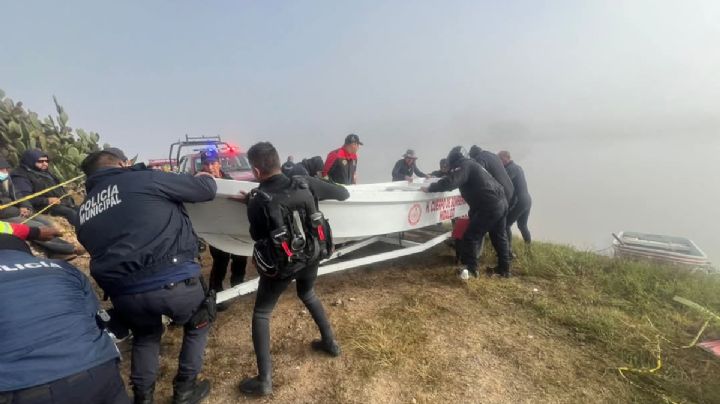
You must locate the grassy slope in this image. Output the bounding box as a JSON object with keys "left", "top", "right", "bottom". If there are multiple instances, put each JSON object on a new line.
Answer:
{"left": 92, "top": 234, "right": 719, "bottom": 403}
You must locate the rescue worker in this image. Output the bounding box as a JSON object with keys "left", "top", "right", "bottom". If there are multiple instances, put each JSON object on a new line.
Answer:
{"left": 1, "top": 155, "right": 77, "bottom": 259}
{"left": 323, "top": 134, "right": 362, "bottom": 184}
{"left": 282, "top": 156, "right": 324, "bottom": 178}
{"left": 423, "top": 146, "right": 511, "bottom": 278}
{"left": 77, "top": 148, "right": 217, "bottom": 404}
{"left": 238, "top": 142, "right": 349, "bottom": 396}
{"left": 11, "top": 149, "right": 80, "bottom": 228}
{"left": 430, "top": 158, "right": 450, "bottom": 178}
{"left": 468, "top": 145, "right": 514, "bottom": 205}
{"left": 0, "top": 222, "right": 131, "bottom": 404}
{"left": 391, "top": 149, "right": 428, "bottom": 181}
{"left": 498, "top": 151, "right": 532, "bottom": 249}
{"left": 200, "top": 150, "right": 247, "bottom": 308}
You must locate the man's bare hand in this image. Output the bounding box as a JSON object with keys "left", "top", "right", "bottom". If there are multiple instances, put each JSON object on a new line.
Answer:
{"left": 230, "top": 190, "right": 249, "bottom": 205}
{"left": 47, "top": 197, "right": 61, "bottom": 205}
{"left": 37, "top": 226, "right": 62, "bottom": 241}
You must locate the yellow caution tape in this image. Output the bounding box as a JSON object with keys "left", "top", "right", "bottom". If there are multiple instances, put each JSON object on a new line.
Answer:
{"left": 20, "top": 192, "right": 76, "bottom": 224}
{"left": 0, "top": 174, "right": 84, "bottom": 212}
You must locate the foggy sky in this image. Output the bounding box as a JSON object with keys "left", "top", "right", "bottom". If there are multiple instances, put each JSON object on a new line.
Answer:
{"left": 2, "top": 1, "right": 718, "bottom": 260}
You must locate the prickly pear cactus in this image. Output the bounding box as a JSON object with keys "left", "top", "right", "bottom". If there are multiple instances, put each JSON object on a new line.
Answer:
{"left": 0, "top": 89, "right": 104, "bottom": 182}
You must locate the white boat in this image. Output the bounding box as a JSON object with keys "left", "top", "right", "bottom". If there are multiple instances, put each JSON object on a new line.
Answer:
{"left": 186, "top": 179, "right": 469, "bottom": 256}
{"left": 612, "top": 231, "right": 713, "bottom": 270}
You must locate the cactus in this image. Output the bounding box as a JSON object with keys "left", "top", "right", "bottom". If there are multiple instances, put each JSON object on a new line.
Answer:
{"left": 0, "top": 88, "right": 105, "bottom": 182}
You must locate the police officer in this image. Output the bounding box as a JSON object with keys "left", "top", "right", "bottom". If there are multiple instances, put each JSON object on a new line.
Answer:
{"left": 322, "top": 134, "right": 362, "bottom": 184}
{"left": 77, "top": 148, "right": 217, "bottom": 404}
{"left": 498, "top": 151, "right": 532, "bottom": 250}
{"left": 238, "top": 142, "right": 349, "bottom": 396}
{"left": 423, "top": 146, "right": 511, "bottom": 278}
{"left": 0, "top": 223, "right": 130, "bottom": 404}
{"left": 468, "top": 145, "right": 514, "bottom": 205}
{"left": 199, "top": 150, "right": 247, "bottom": 307}
{"left": 391, "top": 149, "right": 428, "bottom": 181}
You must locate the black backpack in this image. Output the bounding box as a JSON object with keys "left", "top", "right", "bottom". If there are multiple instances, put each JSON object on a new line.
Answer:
{"left": 250, "top": 177, "right": 334, "bottom": 279}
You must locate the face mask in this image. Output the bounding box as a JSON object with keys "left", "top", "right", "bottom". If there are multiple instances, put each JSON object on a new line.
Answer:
{"left": 0, "top": 172, "right": 8, "bottom": 181}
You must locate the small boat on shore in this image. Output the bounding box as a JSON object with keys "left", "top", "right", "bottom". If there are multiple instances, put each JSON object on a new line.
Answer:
{"left": 186, "top": 179, "right": 468, "bottom": 256}
{"left": 612, "top": 231, "right": 714, "bottom": 270}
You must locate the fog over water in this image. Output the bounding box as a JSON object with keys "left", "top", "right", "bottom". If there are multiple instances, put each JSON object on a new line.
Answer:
{"left": 2, "top": 1, "right": 718, "bottom": 261}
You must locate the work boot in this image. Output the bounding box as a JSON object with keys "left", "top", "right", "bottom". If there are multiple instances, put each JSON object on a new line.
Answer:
{"left": 133, "top": 384, "right": 155, "bottom": 404}
{"left": 486, "top": 266, "right": 511, "bottom": 278}
{"left": 172, "top": 376, "right": 210, "bottom": 404}
{"left": 311, "top": 339, "right": 341, "bottom": 357}
{"left": 239, "top": 376, "right": 273, "bottom": 396}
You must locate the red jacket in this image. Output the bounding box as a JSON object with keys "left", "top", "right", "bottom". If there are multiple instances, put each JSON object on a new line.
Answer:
{"left": 323, "top": 147, "right": 357, "bottom": 185}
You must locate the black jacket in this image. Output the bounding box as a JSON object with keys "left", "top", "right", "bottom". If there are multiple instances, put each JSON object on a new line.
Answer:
{"left": 391, "top": 159, "right": 427, "bottom": 181}
{"left": 470, "top": 149, "right": 514, "bottom": 203}
{"left": 428, "top": 158, "right": 507, "bottom": 214}
{"left": 504, "top": 161, "right": 531, "bottom": 204}
{"left": 77, "top": 165, "right": 217, "bottom": 295}
{"left": 247, "top": 174, "right": 349, "bottom": 242}
{"left": 11, "top": 160, "right": 73, "bottom": 210}
{"left": 0, "top": 179, "right": 31, "bottom": 209}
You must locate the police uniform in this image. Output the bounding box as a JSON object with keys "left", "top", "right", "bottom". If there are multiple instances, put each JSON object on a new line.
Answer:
{"left": 428, "top": 148, "right": 511, "bottom": 277}
{"left": 77, "top": 159, "right": 217, "bottom": 404}
{"left": 0, "top": 230, "right": 129, "bottom": 404}
{"left": 240, "top": 174, "right": 349, "bottom": 396}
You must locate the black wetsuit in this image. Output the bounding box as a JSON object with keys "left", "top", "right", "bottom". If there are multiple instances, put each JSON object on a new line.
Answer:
{"left": 504, "top": 161, "right": 532, "bottom": 248}
{"left": 428, "top": 158, "right": 510, "bottom": 275}
{"left": 246, "top": 174, "right": 349, "bottom": 384}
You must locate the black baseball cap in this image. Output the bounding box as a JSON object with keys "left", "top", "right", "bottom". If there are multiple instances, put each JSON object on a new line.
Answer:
{"left": 102, "top": 147, "right": 129, "bottom": 161}
{"left": 344, "top": 133, "right": 363, "bottom": 146}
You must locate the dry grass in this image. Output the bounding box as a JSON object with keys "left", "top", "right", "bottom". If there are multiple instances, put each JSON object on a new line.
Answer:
{"left": 50, "top": 215, "right": 720, "bottom": 403}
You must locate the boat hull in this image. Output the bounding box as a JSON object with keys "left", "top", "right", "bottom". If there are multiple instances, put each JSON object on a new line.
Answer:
{"left": 186, "top": 179, "right": 469, "bottom": 256}
{"left": 612, "top": 231, "right": 713, "bottom": 269}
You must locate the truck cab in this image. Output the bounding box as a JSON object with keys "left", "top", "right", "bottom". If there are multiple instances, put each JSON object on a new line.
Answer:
{"left": 169, "top": 135, "right": 255, "bottom": 181}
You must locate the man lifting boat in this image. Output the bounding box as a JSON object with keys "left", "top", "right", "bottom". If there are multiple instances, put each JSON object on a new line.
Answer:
{"left": 237, "top": 142, "right": 349, "bottom": 396}
{"left": 423, "top": 146, "right": 511, "bottom": 278}
{"left": 391, "top": 149, "right": 428, "bottom": 181}
{"left": 498, "top": 150, "right": 532, "bottom": 251}
{"left": 468, "top": 145, "right": 514, "bottom": 205}
{"left": 77, "top": 148, "right": 217, "bottom": 404}
{"left": 199, "top": 150, "right": 247, "bottom": 310}
{"left": 323, "top": 134, "right": 362, "bottom": 184}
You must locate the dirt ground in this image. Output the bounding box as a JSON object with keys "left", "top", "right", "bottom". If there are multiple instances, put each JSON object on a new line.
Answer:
{"left": 83, "top": 244, "right": 634, "bottom": 404}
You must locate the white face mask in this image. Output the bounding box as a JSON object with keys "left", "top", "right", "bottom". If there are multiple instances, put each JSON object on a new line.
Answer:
{"left": 0, "top": 172, "right": 8, "bottom": 181}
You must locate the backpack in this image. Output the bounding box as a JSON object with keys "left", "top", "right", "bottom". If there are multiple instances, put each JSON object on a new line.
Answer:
{"left": 250, "top": 177, "right": 334, "bottom": 279}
